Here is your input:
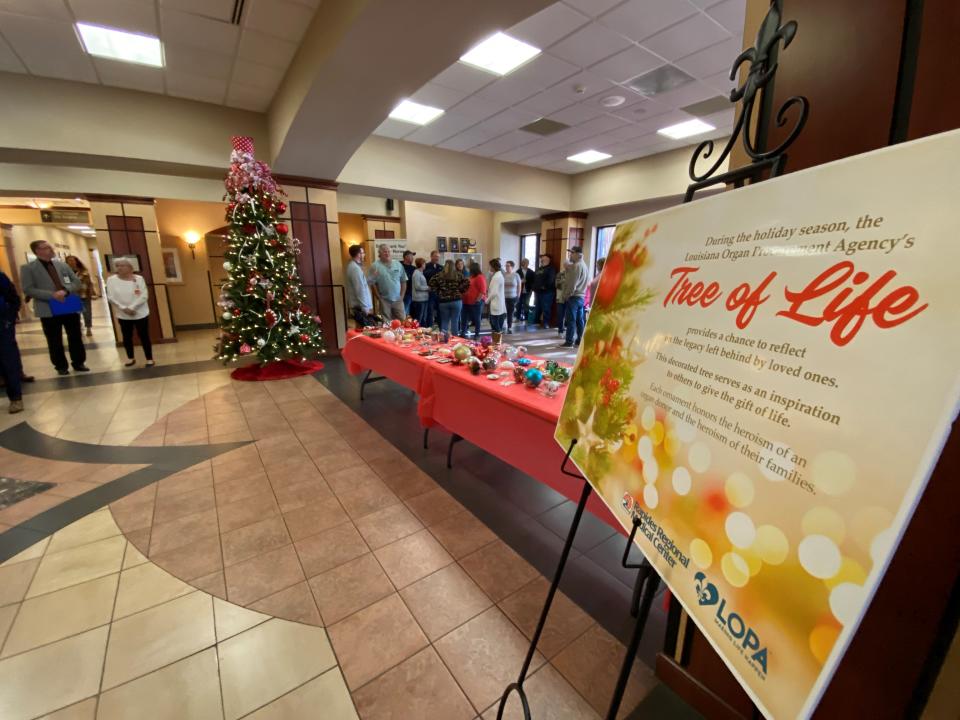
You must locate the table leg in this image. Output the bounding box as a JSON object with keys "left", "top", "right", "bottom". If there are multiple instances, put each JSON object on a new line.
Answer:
{"left": 423, "top": 427, "right": 430, "bottom": 449}
{"left": 446, "top": 433, "right": 463, "bottom": 469}
{"left": 359, "top": 369, "right": 387, "bottom": 401}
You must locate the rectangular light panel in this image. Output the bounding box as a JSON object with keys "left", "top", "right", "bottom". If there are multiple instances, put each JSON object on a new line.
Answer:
{"left": 76, "top": 23, "right": 163, "bottom": 67}
{"left": 460, "top": 32, "right": 540, "bottom": 76}
{"left": 389, "top": 99, "right": 445, "bottom": 125}
{"left": 567, "top": 150, "right": 612, "bottom": 164}
{"left": 657, "top": 118, "right": 716, "bottom": 139}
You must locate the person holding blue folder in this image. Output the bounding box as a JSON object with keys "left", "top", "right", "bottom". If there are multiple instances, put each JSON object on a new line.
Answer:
{"left": 21, "top": 240, "right": 89, "bottom": 375}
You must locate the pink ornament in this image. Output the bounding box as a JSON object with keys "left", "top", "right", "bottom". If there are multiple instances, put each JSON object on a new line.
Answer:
{"left": 231, "top": 136, "right": 255, "bottom": 154}
{"left": 239, "top": 343, "right": 252, "bottom": 354}
{"left": 313, "top": 315, "right": 322, "bottom": 324}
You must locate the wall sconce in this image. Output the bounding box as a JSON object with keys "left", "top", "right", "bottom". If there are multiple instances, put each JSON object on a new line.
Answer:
{"left": 184, "top": 230, "right": 201, "bottom": 259}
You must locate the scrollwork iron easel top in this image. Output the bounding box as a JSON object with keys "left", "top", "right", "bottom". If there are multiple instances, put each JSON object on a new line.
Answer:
{"left": 686, "top": 0, "right": 810, "bottom": 201}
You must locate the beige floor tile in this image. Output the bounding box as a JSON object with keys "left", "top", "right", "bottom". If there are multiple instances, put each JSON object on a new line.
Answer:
{"left": 0, "top": 536, "right": 49, "bottom": 567}
{"left": 26, "top": 535, "right": 125, "bottom": 599}
{"left": 122, "top": 542, "right": 149, "bottom": 570}
{"left": 113, "top": 562, "right": 194, "bottom": 619}
{"left": 434, "top": 606, "right": 545, "bottom": 712}
{"left": 218, "top": 618, "right": 337, "bottom": 720}
{"left": 0, "top": 626, "right": 108, "bottom": 720}
{"left": 459, "top": 540, "right": 538, "bottom": 602}
{"left": 102, "top": 591, "right": 216, "bottom": 689}
{"left": 374, "top": 529, "right": 453, "bottom": 589}
{"left": 247, "top": 667, "right": 358, "bottom": 719}
{"left": 97, "top": 647, "right": 222, "bottom": 720}
{"left": 2, "top": 574, "right": 118, "bottom": 658}
{"left": 0, "top": 603, "right": 17, "bottom": 647}
{"left": 399, "top": 564, "right": 492, "bottom": 641}
{"left": 309, "top": 554, "right": 394, "bottom": 626}
{"left": 213, "top": 597, "right": 271, "bottom": 641}
{"left": 551, "top": 624, "right": 657, "bottom": 718}
{"left": 482, "top": 664, "right": 599, "bottom": 720}
{"left": 353, "top": 647, "right": 474, "bottom": 720}
{"left": 327, "top": 594, "right": 428, "bottom": 690}
{"left": 0, "top": 558, "right": 40, "bottom": 607}
{"left": 498, "top": 577, "right": 595, "bottom": 659}
{"left": 45, "top": 513, "right": 124, "bottom": 557}
{"left": 37, "top": 697, "right": 97, "bottom": 719}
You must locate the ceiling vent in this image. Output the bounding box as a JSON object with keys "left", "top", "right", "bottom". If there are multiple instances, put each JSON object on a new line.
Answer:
{"left": 682, "top": 96, "right": 732, "bottom": 117}
{"left": 519, "top": 118, "right": 570, "bottom": 136}
{"left": 626, "top": 65, "right": 695, "bottom": 97}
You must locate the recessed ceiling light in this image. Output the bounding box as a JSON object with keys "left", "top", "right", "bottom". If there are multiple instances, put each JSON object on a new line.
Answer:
{"left": 389, "top": 99, "right": 444, "bottom": 125}
{"left": 76, "top": 23, "right": 163, "bottom": 68}
{"left": 600, "top": 95, "right": 626, "bottom": 108}
{"left": 68, "top": 225, "right": 91, "bottom": 230}
{"left": 567, "top": 150, "right": 612, "bottom": 164}
{"left": 460, "top": 32, "right": 540, "bottom": 76}
{"left": 657, "top": 119, "right": 716, "bottom": 139}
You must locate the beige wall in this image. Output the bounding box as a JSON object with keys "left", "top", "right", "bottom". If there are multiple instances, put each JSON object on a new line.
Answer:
{"left": 0, "top": 73, "right": 268, "bottom": 171}
{"left": 401, "top": 200, "right": 495, "bottom": 263}
{"left": 155, "top": 199, "right": 227, "bottom": 328}
{"left": 337, "top": 192, "right": 398, "bottom": 217}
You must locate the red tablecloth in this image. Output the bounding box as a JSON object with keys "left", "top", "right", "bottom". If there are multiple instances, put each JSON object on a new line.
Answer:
{"left": 342, "top": 333, "right": 620, "bottom": 532}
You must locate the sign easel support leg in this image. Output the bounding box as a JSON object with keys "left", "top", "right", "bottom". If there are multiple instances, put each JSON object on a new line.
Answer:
{"left": 496, "top": 440, "right": 590, "bottom": 720}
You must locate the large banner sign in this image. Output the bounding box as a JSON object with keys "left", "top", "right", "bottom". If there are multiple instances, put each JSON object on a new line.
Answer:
{"left": 557, "top": 130, "right": 960, "bottom": 719}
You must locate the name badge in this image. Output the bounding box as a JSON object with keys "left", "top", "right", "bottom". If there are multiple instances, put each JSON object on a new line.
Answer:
{"left": 62, "top": 276, "right": 72, "bottom": 285}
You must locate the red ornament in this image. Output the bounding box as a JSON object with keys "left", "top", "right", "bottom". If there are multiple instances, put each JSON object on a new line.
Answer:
{"left": 275, "top": 223, "right": 289, "bottom": 235}
{"left": 265, "top": 309, "right": 277, "bottom": 327}
{"left": 596, "top": 251, "right": 625, "bottom": 308}
{"left": 276, "top": 202, "right": 286, "bottom": 215}
{"left": 232, "top": 308, "right": 241, "bottom": 317}
{"left": 390, "top": 319, "right": 402, "bottom": 330}
{"left": 242, "top": 223, "right": 256, "bottom": 235}
{"left": 299, "top": 333, "right": 309, "bottom": 343}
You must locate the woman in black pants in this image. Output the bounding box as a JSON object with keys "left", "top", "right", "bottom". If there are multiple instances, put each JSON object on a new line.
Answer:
{"left": 105, "top": 258, "right": 154, "bottom": 367}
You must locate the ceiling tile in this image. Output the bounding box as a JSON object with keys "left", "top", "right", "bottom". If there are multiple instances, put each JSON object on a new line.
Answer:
{"left": 600, "top": 0, "right": 698, "bottom": 43}
{"left": 545, "top": 70, "right": 617, "bottom": 106}
{"left": 467, "top": 131, "right": 535, "bottom": 158}
{"left": 504, "top": 53, "right": 579, "bottom": 91}
{"left": 604, "top": 121, "right": 658, "bottom": 142}
{"left": 94, "top": 57, "right": 165, "bottom": 92}
{"left": 562, "top": 0, "right": 623, "bottom": 19}
{"left": 589, "top": 45, "right": 663, "bottom": 84}
{"left": 609, "top": 95, "right": 674, "bottom": 123}
{"left": 0, "top": 0, "right": 71, "bottom": 20}
{"left": 404, "top": 112, "right": 478, "bottom": 145}
{"left": 470, "top": 108, "right": 541, "bottom": 138}
{"left": 68, "top": 0, "right": 158, "bottom": 35}
{"left": 163, "top": 42, "right": 234, "bottom": 81}
{"left": 548, "top": 23, "right": 632, "bottom": 68}
{"left": 574, "top": 113, "right": 629, "bottom": 135}
{"left": 160, "top": 8, "right": 240, "bottom": 53}
{"left": 639, "top": 13, "right": 730, "bottom": 61}
{"left": 232, "top": 59, "right": 284, "bottom": 91}
{"left": 646, "top": 78, "right": 718, "bottom": 108}
{"left": 237, "top": 29, "right": 298, "bottom": 69}
{"left": 243, "top": 0, "right": 315, "bottom": 42}
{"left": 495, "top": 140, "right": 548, "bottom": 163}
{"left": 508, "top": 3, "right": 589, "bottom": 49}
{"left": 437, "top": 129, "right": 492, "bottom": 152}
{"left": 707, "top": 0, "right": 746, "bottom": 34}
{"left": 410, "top": 82, "right": 471, "bottom": 110}
{"left": 165, "top": 70, "right": 228, "bottom": 103}
{"left": 372, "top": 118, "right": 418, "bottom": 140}
{"left": 431, "top": 62, "right": 494, "bottom": 95}
{"left": 515, "top": 89, "right": 576, "bottom": 117}
{"left": 160, "top": 0, "right": 235, "bottom": 23}
{"left": 0, "top": 13, "right": 98, "bottom": 83}
{"left": 689, "top": 0, "right": 726, "bottom": 7}
{"left": 703, "top": 69, "right": 737, "bottom": 95}
{"left": 674, "top": 36, "right": 739, "bottom": 79}
{"left": 226, "top": 82, "right": 273, "bottom": 112}
{"left": 0, "top": 33, "right": 25, "bottom": 73}
{"left": 449, "top": 93, "right": 510, "bottom": 122}
{"left": 548, "top": 102, "right": 606, "bottom": 127}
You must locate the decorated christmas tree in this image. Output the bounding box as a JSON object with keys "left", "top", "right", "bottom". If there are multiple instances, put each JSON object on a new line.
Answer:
{"left": 217, "top": 136, "right": 325, "bottom": 371}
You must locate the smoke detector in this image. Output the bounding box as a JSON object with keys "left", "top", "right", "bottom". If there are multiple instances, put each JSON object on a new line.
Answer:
{"left": 600, "top": 95, "right": 626, "bottom": 108}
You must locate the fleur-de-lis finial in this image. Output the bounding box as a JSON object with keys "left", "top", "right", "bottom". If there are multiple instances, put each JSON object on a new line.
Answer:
{"left": 688, "top": 0, "right": 809, "bottom": 183}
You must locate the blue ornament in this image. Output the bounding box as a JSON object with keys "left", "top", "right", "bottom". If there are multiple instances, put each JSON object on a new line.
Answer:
{"left": 524, "top": 367, "right": 544, "bottom": 388}
{"left": 517, "top": 357, "right": 532, "bottom": 367}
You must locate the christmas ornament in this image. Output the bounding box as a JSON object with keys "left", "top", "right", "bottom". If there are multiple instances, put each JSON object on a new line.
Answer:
{"left": 467, "top": 357, "right": 482, "bottom": 375}
{"left": 596, "top": 251, "right": 624, "bottom": 307}
{"left": 390, "top": 319, "right": 402, "bottom": 330}
{"left": 504, "top": 346, "right": 519, "bottom": 361}
{"left": 276, "top": 223, "right": 289, "bottom": 234}
{"left": 232, "top": 308, "right": 242, "bottom": 317}
{"left": 500, "top": 360, "right": 515, "bottom": 371}
{"left": 480, "top": 336, "right": 492, "bottom": 348}
{"left": 313, "top": 315, "right": 322, "bottom": 324}
{"left": 256, "top": 338, "right": 266, "bottom": 347}
{"left": 240, "top": 343, "right": 252, "bottom": 354}
{"left": 383, "top": 330, "right": 396, "bottom": 343}
{"left": 222, "top": 311, "right": 233, "bottom": 321}
{"left": 452, "top": 344, "right": 472, "bottom": 364}
{"left": 276, "top": 202, "right": 286, "bottom": 214}
{"left": 517, "top": 357, "right": 532, "bottom": 367}
{"left": 524, "top": 368, "right": 544, "bottom": 388}
{"left": 516, "top": 345, "right": 528, "bottom": 358}
{"left": 513, "top": 365, "right": 527, "bottom": 383}
{"left": 299, "top": 334, "right": 309, "bottom": 342}
{"left": 243, "top": 223, "right": 256, "bottom": 235}
{"left": 543, "top": 380, "right": 561, "bottom": 397}
{"left": 265, "top": 309, "right": 277, "bottom": 327}
{"left": 223, "top": 261, "right": 233, "bottom": 271}
{"left": 482, "top": 356, "right": 498, "bottom": 372}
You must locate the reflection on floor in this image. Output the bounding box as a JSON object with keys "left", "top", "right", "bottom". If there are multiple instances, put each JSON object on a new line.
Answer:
{"left": 0, "top": 303, "right": 694, "bottom": 719}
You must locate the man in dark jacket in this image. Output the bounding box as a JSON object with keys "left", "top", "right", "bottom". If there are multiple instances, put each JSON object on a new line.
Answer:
{"left": 0, "top": 271, "right": 26, "bottom": 413}
{"left": 422, "top": 250, "right": 443, "bottom": 327}
{"left": 516, "top": 258, "right": 535, "bottom": 325}
{"left": 532, "top": 254, "right": 556, "bottom": 329}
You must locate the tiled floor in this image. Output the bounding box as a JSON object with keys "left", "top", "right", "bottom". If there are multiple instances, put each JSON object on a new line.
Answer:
{"left": 0, "top": 305, "right": 685, "bottom": 719}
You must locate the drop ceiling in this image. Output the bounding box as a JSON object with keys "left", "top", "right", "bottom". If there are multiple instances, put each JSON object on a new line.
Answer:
{"left": 373, "top": 0, "right": 745, "bottom": 173}
{"left": 0, "top": 0, "right": 320, "bottom": 112}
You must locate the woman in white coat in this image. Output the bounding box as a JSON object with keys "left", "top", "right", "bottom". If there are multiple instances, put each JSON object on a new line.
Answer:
{"left": 486, "top": 258, "right": 507, "bottom": 334}
{"left": 105, "top": 258, "right": 154, "bottom": 367}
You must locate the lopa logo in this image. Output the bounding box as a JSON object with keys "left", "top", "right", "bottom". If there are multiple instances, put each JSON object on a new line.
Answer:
{"left": 694, "top": 572, "right": 768, "bottom": 677}
{"left": 621, "top": 493, "right": 635, "bottom": 513}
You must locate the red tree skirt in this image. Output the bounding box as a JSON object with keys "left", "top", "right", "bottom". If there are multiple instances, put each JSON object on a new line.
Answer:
{"left": 230, "top": 359, "right": 324, "bottom": 381}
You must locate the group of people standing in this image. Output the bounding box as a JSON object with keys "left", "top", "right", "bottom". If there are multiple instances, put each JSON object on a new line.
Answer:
{"left": 0, "top": 239, "right": 156, "bottom": 414}
{"left": 345, "top": 242, "right": 601, "bottom": 348}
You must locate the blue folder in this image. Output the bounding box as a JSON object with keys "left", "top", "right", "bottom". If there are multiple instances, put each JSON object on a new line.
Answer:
{"left": 49, "top": 294, "right": 83, "bottom": 316}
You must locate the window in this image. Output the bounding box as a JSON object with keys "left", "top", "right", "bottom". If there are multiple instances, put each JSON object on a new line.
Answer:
{"left": 595, "top": 225, "right": 615, "bottom": 273}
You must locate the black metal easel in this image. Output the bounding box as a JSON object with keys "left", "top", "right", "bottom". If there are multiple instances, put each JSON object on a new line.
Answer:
{"left": 495, "top": 2, "right": 808, "bottom": 717}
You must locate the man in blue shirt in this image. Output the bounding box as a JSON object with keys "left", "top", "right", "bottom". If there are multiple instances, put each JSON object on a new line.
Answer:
{"left": 345, "top": 244, "right": 374, "bottom": 327}
{"left": 401, "top": 250, "right": 416, "bottom": 317}
{"left": 367, "top": 244, "right": 407, "bottom": 320}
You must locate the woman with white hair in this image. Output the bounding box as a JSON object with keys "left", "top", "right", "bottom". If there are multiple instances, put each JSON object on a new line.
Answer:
{"left": 105, "top": 258, "right": 154, "bottom": 367}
